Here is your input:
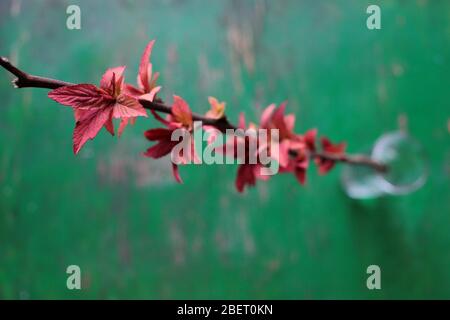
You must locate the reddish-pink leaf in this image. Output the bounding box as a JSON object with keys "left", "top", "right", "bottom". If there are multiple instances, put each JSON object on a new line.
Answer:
{"left": 314, "top": 137, "right": 346, "bottom": 175}
{"left": 100, "top": 66, "right": 126, "bottom": 93}
{"left": 143, "top": 140, "right": 177, "bottom": 159}
{"left": 48, "top": 84, "right": 107, "bottom": 109}
{"left": 171, "top": 95, "right": 192, "bottom": 127}
{"left": 72, "top": 107, "right": 112, "bottom": 154}
{"left": 259, "top": 104, "right": 276, "bottom": 128}
{"left": 277, "top": 140, "right": 290, "bottom": 168}
{"left": 316, "top": 160, "right": 335, "bottom": 175}
{"left": 138, "top": 40, "right": 155, "bottom": 92}
{"left": 112, "top": 94, "right": 147, "bottom": 119}
{"left": 284, "top": 114, "right": 295, "bottom": 131}
{"left": 116, "top": 87, "right": 158, "bottom": 137}
{"left": 140, "top": 86, "right": 161, "bottom": 102}
{"left": 235, "top": 164, "right": 256, "bottom": 193}
{"left": 144, "top": 128, "right": 173, "bottom": 141}
{"left": 271, "top": 102, "right": 293, "bottom": 139}
{"left": 148, "top": 70, "right": 159, "bottom": 90}
{"left": 172, "top": 163, "right": 183, "bottom": 184}
{"left": 295, "top": 168, "right": 306, "bottom": 185}
{"left": 321, "top": 137, "right": 346, "bottom": 154}
{"left": 117, "top": 118, "right": 129, "bottom": 137}
{"left": 137, "top": 64, "right": 152, "bottom": 92}
{"left": 206, "top": 97, "right": 226, "bottom": 119}
{"left": 104, "top": 117, "right": 115, "bottom": 136}
{"left": 112, "top": 94, "right": 147, "bottom": 136}
{"left": 238, "top": 112, "right": 246, "bottom": 129}
{"left": 74, "top": 109, "right": 87, "bottom": 121}
{"left": 123, "top": 83, "right": 143, "bottom": 97}
{"left": 254, "top": 165, "right": 271, "bottom": 181}
{"left": 272, "top": 101, "right": 287, "bottom": 124}
{"left": 117, "top": 117, "right": 138, "bottom": 137}
{"left": 304, "top": 129, "right": 317, "bottom": 151}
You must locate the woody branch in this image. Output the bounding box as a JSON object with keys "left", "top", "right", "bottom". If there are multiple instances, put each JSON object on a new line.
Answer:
{"left": 0, "top": 56, "right": 387, "bottom": 173}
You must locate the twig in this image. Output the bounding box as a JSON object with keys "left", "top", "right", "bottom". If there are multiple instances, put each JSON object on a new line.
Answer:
{"left": 138, "top": 99, "right": 238, "bottom": 132}
{"left": 310, "top": 151, "right": 387, "bottom": 173}
{"left": 0, "top": 55, "right": 387, "bottom": 173}
{"left": 0, "top": 57, "right": 72, "bottom": 89}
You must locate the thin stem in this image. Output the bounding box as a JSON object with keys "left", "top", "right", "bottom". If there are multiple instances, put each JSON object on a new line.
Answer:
{"left": 0, "top": 57, "right": 73, "bottom": 89}
{"left": 138, "top": 99, "right": 238, "bottom": 132}
{"left": 0, "top": 55, "right": 387, "bottom": 173}
{"left": 310, "top": 151, "right": 387, "bottom": 173}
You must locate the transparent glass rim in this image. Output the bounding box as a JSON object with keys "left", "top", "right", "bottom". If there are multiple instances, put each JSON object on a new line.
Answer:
{"left": 371, "top": 131, "right": 428, "bottom": 195}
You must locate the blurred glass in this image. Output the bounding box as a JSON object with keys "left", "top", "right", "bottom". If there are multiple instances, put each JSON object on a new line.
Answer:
{"left": 341, "top": 131, "right": 428, "bottom": 199}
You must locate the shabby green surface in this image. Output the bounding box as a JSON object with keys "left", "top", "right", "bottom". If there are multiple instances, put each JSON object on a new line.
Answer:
{"left": 0, "top": 0, "right": 449, "bottom": 299}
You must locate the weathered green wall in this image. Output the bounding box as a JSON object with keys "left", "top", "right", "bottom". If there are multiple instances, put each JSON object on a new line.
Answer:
{"left": 0, "top": 0, "right": 449, "bottom": 299}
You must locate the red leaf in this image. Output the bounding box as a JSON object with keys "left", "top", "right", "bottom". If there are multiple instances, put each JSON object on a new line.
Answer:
{"left": 117, "top": 118, "right": 127, "bottom": 137}
{"left": 277, "top": 140, "right": 290, "bottom": 168}
{"left": 74, "top": 109, "right": 86, "bottom": 121}
{"left": 235, "top": 164, "right": 256, "bottom": 193}
{"left": 117, "top": 117, "right": 138, "bottom": 137}
{"left": 104, "top": 116, "right": 115, "bottom": 136}
{"left": 317, "top": 161, "right": 335, "bottom": 174}
{"left": 138, "top": 40, "right": 155, "bottom": 92}
{"left": 238, "top": 112, "right": 246, "bottom": 129}
{"left": 148, "top": 71, "right": 160, "bottom": 90}
{"left": 72, "top": 107, "right": 112, "bottom": 154}
{"left": 171, "top": 95, "right": 192, "bottom": 127}
{"left": 295, "top": 168, "right": 306, "bottom": 185}
{"left": 123, "top": 83, "right": 143, "bottom": 97}
{"left": 271, "top": 102, "right": 293, "bottom": 139}
{"left": 143, "top": 140, "right": 177, "bottom": 159}
{"left": 117, "top": 86, "right": 160, "bottom": 136}
{"left": 206, "top": 97, "right": 226, "bottom": 119}
{"left": 140, "top": 86, "right": 161, "bottom": 102}
{"left": 172, "top": 163, "right": 183, "bottom": 184}
{"left": 304, "top": 129, "right": 317, "bottom": 151}
{"left": 315, "top": 137, "right": 346, "bottom": 175}
{"left": 284, "top": 114, "right": 295, "bottom": 132}
{"left": 259, "top": 104, "right": 276, "bottom": 128}
{"left": 48, "top": 84, "right": 107, "bottom": 109}
{"left": 272, "top": 101, "right": 287, "bottom": 123}
{"left": 321, "top": 137, "right": 346, "bottom": 154}
{"left": 112, "top": 94, "right": 147, "bottom": 119}
{"left": 144, "top": 128, "right": 173, "bottom": 141}
{"left": 100, "top": 66, "right": 126, "bottom": 93}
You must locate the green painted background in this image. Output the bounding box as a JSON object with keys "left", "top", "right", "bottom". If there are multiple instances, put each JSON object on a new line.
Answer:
{"left": 0, "top": 0, "right": 449, "bottom": 299}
